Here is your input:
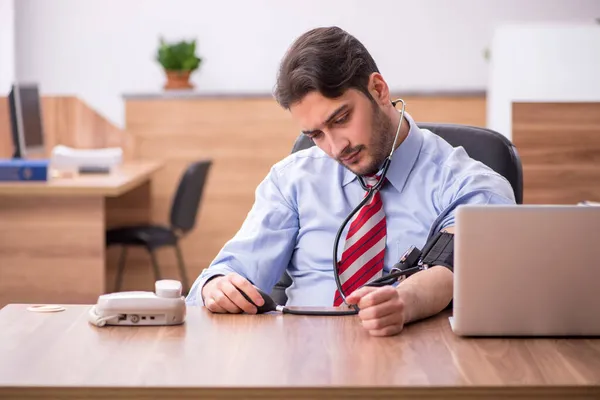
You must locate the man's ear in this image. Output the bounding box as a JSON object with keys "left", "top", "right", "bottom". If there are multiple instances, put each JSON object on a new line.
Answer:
{"left": 368, "top": 72, "right": 390, "bottom": 106}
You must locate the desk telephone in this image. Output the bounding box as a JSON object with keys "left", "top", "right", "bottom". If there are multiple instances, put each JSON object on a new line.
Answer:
{"left": 88, "top": 280, "right": 186, "bottom": 327}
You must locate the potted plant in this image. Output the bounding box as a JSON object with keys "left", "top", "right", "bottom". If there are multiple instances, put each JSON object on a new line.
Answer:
{"left": 156, "top": 37, "right": 202, "bottom": 90}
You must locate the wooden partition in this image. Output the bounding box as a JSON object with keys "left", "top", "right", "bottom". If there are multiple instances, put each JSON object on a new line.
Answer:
{"left": 2, "top": 95, "right": 597, "bottom": 295}
{"left": 512, "top": 102, "right": 600, "bottom": 204}
{"left": 124, "top": 93, "right": 486, "bottom": 285}
{"left": 0, "top": 93, "right": 486, "bottom": 297}
{"left": 0, "top": 96, "right": 129, "bottom": 158}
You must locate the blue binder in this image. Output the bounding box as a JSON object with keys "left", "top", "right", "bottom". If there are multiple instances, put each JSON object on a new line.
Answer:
{"left": 0, "top": 159, "right": 49, "bottom": 182}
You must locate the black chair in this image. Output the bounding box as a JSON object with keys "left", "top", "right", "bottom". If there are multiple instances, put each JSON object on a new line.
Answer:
{"left": 270, "top": 123, "right": 523, "bottom": 305}
{"left": 107, "top": 159, "right": 212, "bottom": 294}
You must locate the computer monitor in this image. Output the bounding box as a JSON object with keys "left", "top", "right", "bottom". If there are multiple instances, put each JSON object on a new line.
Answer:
{"left": 8, "top": 83, "right": 45, "bottom": 159}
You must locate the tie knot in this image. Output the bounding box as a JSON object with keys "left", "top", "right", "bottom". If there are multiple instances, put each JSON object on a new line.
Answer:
{"left": 363, "top": 174, "right": 383, "bottom": 189}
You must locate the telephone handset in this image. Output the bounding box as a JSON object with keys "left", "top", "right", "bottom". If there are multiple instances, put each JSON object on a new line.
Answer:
{"left": 88, "top": 280, "right": 186, "bottom": 327}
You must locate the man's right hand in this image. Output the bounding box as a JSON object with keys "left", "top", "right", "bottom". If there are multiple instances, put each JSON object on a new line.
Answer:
{"left": 201, "top": 273, "right": 265, "bottom": 314}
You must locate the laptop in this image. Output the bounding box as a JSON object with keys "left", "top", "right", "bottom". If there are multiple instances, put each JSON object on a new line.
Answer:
{"left": 450, "top": 204, "right": 600, "bottom": 336}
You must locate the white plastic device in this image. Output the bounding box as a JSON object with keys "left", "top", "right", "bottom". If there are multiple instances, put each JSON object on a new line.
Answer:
{"left": 88, "top": 280, "right": 186, "bottom": 327}
{"left": 50, "top": 144, "right": 123, "bottom": 175}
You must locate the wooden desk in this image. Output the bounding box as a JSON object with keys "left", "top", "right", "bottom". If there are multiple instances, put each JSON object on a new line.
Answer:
{"left": 0, "top": 162, "right": 162, "bottom": 307}
{"left": 0, "top": 304, "right": 599, "bottom": 399}
{"left": 0, "top": 162, "right": 158, "bottom": 197}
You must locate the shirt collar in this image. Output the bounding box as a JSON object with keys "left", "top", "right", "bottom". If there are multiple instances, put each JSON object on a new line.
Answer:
{"left": 342, "top": 111, "right": 423, "bottom": 193}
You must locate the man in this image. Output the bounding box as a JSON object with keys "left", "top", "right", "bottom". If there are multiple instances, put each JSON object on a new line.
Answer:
{"left": 186, "top": 26, "right": 515, "bottom": 336}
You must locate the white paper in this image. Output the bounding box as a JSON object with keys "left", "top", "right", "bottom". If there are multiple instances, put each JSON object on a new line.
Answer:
{"left": 51, "top": 145, "right": 123, "bottom": 168}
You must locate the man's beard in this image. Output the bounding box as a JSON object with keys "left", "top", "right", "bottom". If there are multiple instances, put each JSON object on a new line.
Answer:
{"left": 337, "top": 105, "right": 395, "bottom": 176}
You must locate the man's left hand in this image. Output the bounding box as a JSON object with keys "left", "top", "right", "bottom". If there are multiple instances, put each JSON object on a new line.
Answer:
{"left": 345, "top": 286, "right": 407, "bottom": 337}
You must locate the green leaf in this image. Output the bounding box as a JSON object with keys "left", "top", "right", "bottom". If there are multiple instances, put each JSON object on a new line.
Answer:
{"left": 156, "top": 37, "right": 203, "bottom": 72}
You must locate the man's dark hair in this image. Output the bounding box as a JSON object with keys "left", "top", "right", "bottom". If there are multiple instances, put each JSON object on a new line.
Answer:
{"left": 274, "top": 26, "right": 380, "bottom": 109}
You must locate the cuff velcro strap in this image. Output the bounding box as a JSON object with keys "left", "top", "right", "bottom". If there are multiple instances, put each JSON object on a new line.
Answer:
{"left": 421, "top": 231, "right": 454, "bottom": 272}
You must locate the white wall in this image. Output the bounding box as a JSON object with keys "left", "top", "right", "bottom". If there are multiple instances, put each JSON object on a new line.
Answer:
{"left": 14, "top": 0, "right": 600, "bottom": 127}
{"left": 488, "top": 24, "right": 600, "bottom": 139}
{"left": 0, "top": 0, "right": 14, "bottom": 95}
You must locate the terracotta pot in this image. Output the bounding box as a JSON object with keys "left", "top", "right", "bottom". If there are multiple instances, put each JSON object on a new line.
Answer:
{"left": 163, "top": 70, "right": 194, "bottom": 90}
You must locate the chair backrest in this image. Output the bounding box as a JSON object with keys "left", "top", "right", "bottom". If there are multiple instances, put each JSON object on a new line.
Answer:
{"left": 270, "top": 123, "right": 523, "bottom": 305}
{"left": 170, "top": 159, "right": 212, "bottom": 234}
{"left": 419, "top": 123, "right": 523, "bottom": 204}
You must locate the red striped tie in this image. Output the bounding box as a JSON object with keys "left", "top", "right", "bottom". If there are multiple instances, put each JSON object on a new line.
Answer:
{"left": 333, "top": 175, "right": 386, "bottom": 306}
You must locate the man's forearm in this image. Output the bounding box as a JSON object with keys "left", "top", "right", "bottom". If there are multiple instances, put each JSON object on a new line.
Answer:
{"left": 395, "top": 266, "right": 453, "bottom": 324}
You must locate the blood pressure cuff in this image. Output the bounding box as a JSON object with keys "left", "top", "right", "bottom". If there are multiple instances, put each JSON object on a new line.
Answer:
{"left": 421, "top": 231, "right": 454, "bottom": 272}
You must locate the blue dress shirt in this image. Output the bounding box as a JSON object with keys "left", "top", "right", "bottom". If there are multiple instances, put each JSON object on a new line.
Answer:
{"left": 186, "top": 112, "right": 516, "bottom": 306}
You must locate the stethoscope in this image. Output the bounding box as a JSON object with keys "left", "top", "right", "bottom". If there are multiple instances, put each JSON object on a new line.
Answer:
{"left": 279, "top": 99, "right": 425, "bottom": 316}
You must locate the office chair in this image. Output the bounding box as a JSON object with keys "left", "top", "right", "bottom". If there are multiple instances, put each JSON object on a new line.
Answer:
{"left": 106, "top": 159, "right": 212, "bottom": 295}
{"left": 271, "top": 123, "right": 523, "bottom": 305}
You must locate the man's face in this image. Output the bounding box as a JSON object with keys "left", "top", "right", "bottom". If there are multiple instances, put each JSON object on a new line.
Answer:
{"left": 289, "top": 89, "right": 394, "bottom": 176}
